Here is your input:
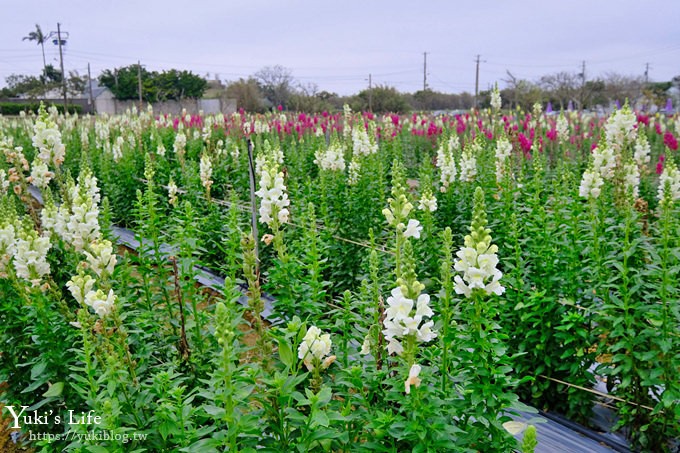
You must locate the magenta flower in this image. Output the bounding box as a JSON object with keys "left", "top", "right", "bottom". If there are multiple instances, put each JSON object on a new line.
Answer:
{"left": 664, "top": 132, "right": 678, "bottom": 151}
{"left": 657, "top": 155, "right": 665, "bottom": 175}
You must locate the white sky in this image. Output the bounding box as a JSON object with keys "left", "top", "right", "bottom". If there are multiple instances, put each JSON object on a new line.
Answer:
{"left": 1, "top": 0, "right": 679, "bottom": 95}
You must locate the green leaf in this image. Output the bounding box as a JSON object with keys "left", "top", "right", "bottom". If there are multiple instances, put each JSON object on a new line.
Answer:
{"left": 42, "top": 382, "right": 64, "bottom": 398}
{"left": 203, "top": 404, "right": 226, "bottom": 418}
{"left": 278, "top": 338, "right": 295, "bottom": 368}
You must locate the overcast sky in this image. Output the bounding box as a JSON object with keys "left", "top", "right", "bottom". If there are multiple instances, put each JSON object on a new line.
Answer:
{"left": 2, "top": 0, "right": 679, "bottom": 96}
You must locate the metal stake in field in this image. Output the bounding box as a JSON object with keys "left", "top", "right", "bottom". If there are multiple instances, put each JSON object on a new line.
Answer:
{"left": 246, "top": 139, "right": 260, "bottom": 272}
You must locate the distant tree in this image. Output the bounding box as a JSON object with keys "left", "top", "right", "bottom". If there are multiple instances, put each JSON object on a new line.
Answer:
{"left": 100, "top": 65, "right": 150, "bottom": 101}
{"left": 41, "top": 64, "right": 62, "bottom": 84}
{"left": 153, "top": 69, "right": 207, "bottom": 101}
{"left": 353, "top": 85, "right": 410, "bottom": 113}
{"left": 540, "top": 71, "right": 579, "bottom": 110}
{"left": 288, "top": 82, "right": 337, "bottom": 112}
{"left": 3, "top": 74, "right": 43, "bottom": 97}
{"left": 582, "top": 79, "right": 607, "bottom": 108}
{"left": 99, "top": 66, "right": 205, "bottom": 102}
{"left": 642, "top": 81, "right": 672, "bottom": 109}
{"left": 67, "top": 70, "right": 86, "bottom": 96}
{"left": 602, "top": 72, "right": 644, "bottom": 106}
{"left": 254, "top": 65, "right": 295, "bottom": 108}
{"left": 226, "top": 78, "right": 265, "bottom": 112}
{"left": 22, "top": 24, "right": 47, "bottom": 82}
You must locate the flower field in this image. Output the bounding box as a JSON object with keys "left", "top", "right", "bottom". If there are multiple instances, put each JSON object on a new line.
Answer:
{"left": 0, "top": 97, "right": 678, "bottom": 452}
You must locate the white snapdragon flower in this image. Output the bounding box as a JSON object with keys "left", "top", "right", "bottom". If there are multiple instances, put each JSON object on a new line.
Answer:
{"left": 592, "top": 145, "right": 616, "bottom": 180}
{"left": 200, "top": 153, "right": 213, "bottom": 191}
{"left": 173, "top": 132, "right": 187, "bottom": 156}
{"left": 453, "top": 244, "right": 504, "bottom": 298}
{"left": 29, "top": 159, "right": 54, "bottom": 188}
{"left": 298, "top": 326, "right": 333, "bottom": 371}
{"left": 255, "top": 164, "right": 290, "bottom": 226}
{"left": 0, "top": 223, "right": 16, "bottom": 276}
{"left": 459, "top": 142, "right": 478, "bottom": 183}
{"left": 494, "top": 138, "right": 513, "bottom": 183}
{"left": 13, "top": 226, "right": 52, "bottom": 288}
{"left": 556, "top": 114, "right": 569, "bottom": 143}
{"left": 436, "top": 136, "right": 458, "bottom": 192}
{"left": 633, "top": 134, "right": 650, "bottom": 169}
{"left": 83, "top": 239, "right": 116, "bottom": 277}
{"left": 382, "top": 288, "right": 437, "bottom": 356}
{"left": 167, "top": 179, "right": 179, "bottom": 206}
{"left": 348, "top": 158, "right": 361, "bottom": 185}
{"left": 490, "top": 85, "right": 501, "bottom": 111}
{"left": 352, "top": 126, "right": 377, "bottom": 156}
{"left": 32, "top": 110, "right": 66, "bottom": 167}
{"left": 112, "top": 136, "right": 124, "bottom": 162}
{"left": 605, "top": 106, "right": 637, "bottom": 150}
{"left": 314, "top": 140, "right": 346, "bottom": 172}
{"left": 657, "top": 163, "right": 680, "bottom": 203}
{"left": 66, "top": 274, "right": 96, "bottom": 305}
{"left": 156, "top": 143, "right": 166, "bottom": 157}
{"left": 623, "top": 162, "right": 640, "bottom": 199}
{"left": 418, "top": 191, "right": 437, "bottom": 212}
{"left": 403, "top": 219, "right": 422, "bottom": 239}
{"left": 84, "top": 288, "right": 117, "bottom": 318}
{"left": 579, "top": 168, "right": 604, "bottom": 200}
{"left": 0, "top": 169, "right": 9, "bottom": 194}
{"left": 404, "top": 364, "right": 422, "bottom": 395}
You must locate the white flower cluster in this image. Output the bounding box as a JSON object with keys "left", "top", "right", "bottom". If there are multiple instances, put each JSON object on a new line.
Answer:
{"left": 347, "top": 158, "right": 361, "bottom": 185}
{"left": 578, "top": 168, "right": 604, "bottom": 200}
{"left": 32, "top": 111, "right": 66, "bottom": 167}
{"left": 112, "top": 136, "right": 124, "bottom": 162}
{"left": 83, "top": 239, "right": 117, "bottom": 277}
{"left": 42, "top": 170, "right": 101, "bottom": 252}
{"left": 591, "top": 145, "right": 616, "bottom": 180}
{"left": 351, "top": 126, "right": 378, "bottom": 157}
{"left": 65, "top": 275, "right": 116, "bottom": 318}
{"left": 453, "top": 243, "right": 505, "bottom": 298}
{"left": 0, "top": 169, "right": 9, "bottom": 194}
{"left": 436, "top": 136, "right": 458, "bottom": 192}
{"left": 605, "top": 106, "right": 637, "bottom": 150}
{"left": 173, "top": 132, "right": 187, "bottom": 156}
{"left": 13, "top": 226, "right": 52, "bottom": 288}
{"left": 255, "top": 164, "right": 290, "bottom": 226}
{"left": 623, "top": 162, "right": 640, "bottom": 199}
{"left": 314, "top": 141, "right": 346, "bottom": 172}
{"left": 0, "top": 223, "right": 16, "bottom": 277}
{"left": 200, "top": 153, "right": 213, "bottom": 191}
{"left": 556, "top": 114, "right": 569, "bottom": 143}
{"left": 418, "top": 190, "right": 437, "bottom": 212}
{"left": 490, "top": 85, "right": 502, "bottom": 111}
{"left": 459, "top": 143, "right": 478, "bottom": 183}
{"left": 29, "top": 160, "right": 54, "bottom": 189}
{"left": 167, "top": 179, "right": 179, "bottom": 206}
{"left": 633, "top": 134, "right": 650, "bottom": 169}
{"left": 298, "top": 326, "right": 333, "bottom": 371}
{"left": 657, "top": 162, "right": 680, "bottom": 203}
{"left": 343, "top": 104, "right": 352, "bottom": 140}
{"left": 382, "top": 287, "right": 437, "bottom": 356}
{"left": 494, "top": 138, "right": 513, "bottom": 183}
{"left": 253, "top": 119, "right": 270, "bottom": 135}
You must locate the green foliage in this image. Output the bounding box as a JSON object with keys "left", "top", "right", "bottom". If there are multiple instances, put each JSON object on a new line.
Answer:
{"left": 99, "top": 65, "right": 207, "bottom": 101}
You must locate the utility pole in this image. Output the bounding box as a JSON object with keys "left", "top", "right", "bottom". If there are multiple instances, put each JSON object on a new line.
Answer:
{"left": 87, "top": 62, "right": 94, "bottom": 114}
{"left": 423, "top": 52, "right": 428, "bottom": 91}
{"left": 57, "top": 23, "right": 67, "bottom": 111}
{"left": 368, "top": 73, "right": 373, "bottom": 112}
{"left": 137, "top": 60, "right": 143, "bottom": 111}
{"left": 644, "top": 63, "right": 650, "bottom": 84}
{"left": 579, "top": 60, "right": 586, "bottom": 109}
{"left": 474, "top": 54, "right": 481, "bottom": 108}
